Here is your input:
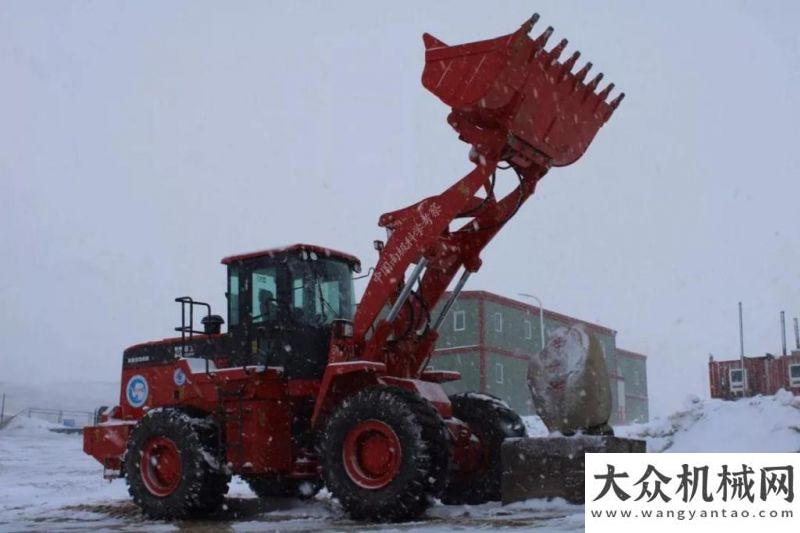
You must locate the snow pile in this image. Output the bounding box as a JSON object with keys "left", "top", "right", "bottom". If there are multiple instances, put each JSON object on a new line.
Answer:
{"left": 1, "top": 414, "right": 63, "bottom": 434}
{"left": 0, "top": 381, "right": 119, "bottom": 415}
{"left": 616, "top": 390, "right": 800, "bottom": 452}
{"left": 522, "top": 415, "right": 549, "bottom": 437}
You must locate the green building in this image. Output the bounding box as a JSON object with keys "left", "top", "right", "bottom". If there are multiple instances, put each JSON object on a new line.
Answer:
{"left": 430, "top": 291, "right": 649, "bottom": 425}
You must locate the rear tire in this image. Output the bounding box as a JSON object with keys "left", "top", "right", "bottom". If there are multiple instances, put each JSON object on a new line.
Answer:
{"left": 442, "top": 393, "right": 526, "bottom": 505}
{"left": 124, "top": 408, "right": 230, "bottom": 519}
{"left": 317, "top": 387, "right": 450, "bottom": 521}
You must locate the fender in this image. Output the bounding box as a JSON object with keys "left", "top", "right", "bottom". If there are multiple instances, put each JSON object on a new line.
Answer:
{"left": 311, "top": 361, "right": 386, "bottom": 427}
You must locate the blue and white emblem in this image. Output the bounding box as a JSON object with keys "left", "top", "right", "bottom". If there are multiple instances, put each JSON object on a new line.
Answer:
{"left": 173, "top": 367, "right": 187, "bottom": 387}
{"left": 126, "top": 374, "right": 149, "bottom": 408}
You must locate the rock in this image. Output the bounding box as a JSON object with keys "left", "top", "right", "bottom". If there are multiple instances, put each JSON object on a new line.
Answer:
{"left": 527, "top": 325, "right": 612, "bottom": 433}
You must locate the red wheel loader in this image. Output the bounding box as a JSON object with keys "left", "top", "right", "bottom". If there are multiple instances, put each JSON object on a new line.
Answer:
{"left": 83, "top": 14, "right": 624, "bottom": 521}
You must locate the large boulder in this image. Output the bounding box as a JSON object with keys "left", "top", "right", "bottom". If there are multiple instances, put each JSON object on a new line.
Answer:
{"left": 527, "top": 324, "right": 612, "bottom": 433}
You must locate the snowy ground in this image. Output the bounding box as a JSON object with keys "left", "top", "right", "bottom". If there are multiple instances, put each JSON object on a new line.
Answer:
{"left": 2, "top": 384, "right": 800, "bottom": 531}
{"left": 616, "top": 390, "right": 800, "bottom": 453}
{"left": 0, "top": 415, "right": 582, "bottom": 532}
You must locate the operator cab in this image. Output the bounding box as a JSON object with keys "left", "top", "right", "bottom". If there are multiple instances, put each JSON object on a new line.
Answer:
{"left": 221, "top": 244, "right": 360, "bottom": 379}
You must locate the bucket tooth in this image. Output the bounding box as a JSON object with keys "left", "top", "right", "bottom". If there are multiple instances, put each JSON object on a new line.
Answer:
{"left": 560, "top": 51, "right": 581, "bottom": 81}
{"left": 594, "top": 83, "right": 615, "bottom": 111}
{"left": 522, "top": 13, "right": 541, "bottom": 34}
{"left": 573, "top": 62, "right": 592, "bottom": 90}
{"left": 586, "top": 73, "right": 603, "bottom": 93}
{"left": 547, "top": 39, "right": 568, "bottom": 66}
{"left": 597, "top": 82, "right": 614, "bottom": 101}
{"left": 532, "top": 26, "right": 554, "bottom": 50}
{"left": 603, "top": 92, "right": 625, "bottom": 119}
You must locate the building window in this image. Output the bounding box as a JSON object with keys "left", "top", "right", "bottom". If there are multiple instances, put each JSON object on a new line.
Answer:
{"left": 729, "top": 368, "right": 746, "bottom": 391}
{"left": 453, "top": 310, "right": 466, "bottom": 331}
{"left": 495, "top": 362, "right": 504, "bottom": 384}
{"left": 494, "top": 312, "right": 503, "bottom": 333}
{"left": 789, "top": 364, "right": 800, "bottom": 387}
{"left": 523, "top": 320, "right": 532, "bottom": 340}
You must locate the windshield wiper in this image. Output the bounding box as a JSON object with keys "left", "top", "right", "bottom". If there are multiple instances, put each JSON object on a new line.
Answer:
{"left": 316, "top": 281, "right": 339, "bottom": 320}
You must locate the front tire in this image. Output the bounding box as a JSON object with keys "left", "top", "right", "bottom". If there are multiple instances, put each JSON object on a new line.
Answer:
{"left": 317, "top": 387, "right": 450, "bottom": 521}
{"left": 442, "top": 393, "right": 526, "bottom": 505}
{"left": 124, "top": 408, "right": 230, "bottom": 519}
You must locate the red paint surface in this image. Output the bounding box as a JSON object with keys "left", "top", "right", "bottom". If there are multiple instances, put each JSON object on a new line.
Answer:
{"left": 140, "top": 436, "right": 182, "bottom": 497}
{"left": 342, "top": 420, "right": 402, "bottom": 489}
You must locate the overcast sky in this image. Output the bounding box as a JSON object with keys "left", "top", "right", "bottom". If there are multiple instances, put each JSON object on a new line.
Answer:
{"left": 1, "top": 1, "right": 799, "bottom": 417}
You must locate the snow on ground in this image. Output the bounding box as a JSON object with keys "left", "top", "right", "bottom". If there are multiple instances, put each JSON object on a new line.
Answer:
{"left": 3, "top": 383, "right": 800, "bottom": 531}
{"left": 0, "top": 415, "right": 583, "bottom": 532}
{"left": 0, "top": 416, "right": 131, "bottom": 530}
{"left": 616, "top": 390, "right": 800, "bottom": 452}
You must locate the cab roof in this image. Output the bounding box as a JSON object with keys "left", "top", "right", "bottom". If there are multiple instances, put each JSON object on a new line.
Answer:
{"left": 221, "top": 243, "right": 361, "bottom": 270}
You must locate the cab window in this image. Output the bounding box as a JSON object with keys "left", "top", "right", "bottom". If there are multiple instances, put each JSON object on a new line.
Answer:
{"left": 288, "top": 258, "right": 354, "bottom": 325}
{"left": 251, "top": 267, "right": 278, "bottom": 323}
{"left": 228, "top": 267, "right": 240, "bottom": 327}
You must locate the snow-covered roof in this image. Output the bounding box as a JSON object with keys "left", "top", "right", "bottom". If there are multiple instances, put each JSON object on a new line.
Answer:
{"left": 220, "top": 243, "right": 361, "bottom": 267}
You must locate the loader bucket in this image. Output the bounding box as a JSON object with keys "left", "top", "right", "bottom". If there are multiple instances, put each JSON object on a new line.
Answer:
{"left": 422, "top": 14, "right": 624, "bottom": 167}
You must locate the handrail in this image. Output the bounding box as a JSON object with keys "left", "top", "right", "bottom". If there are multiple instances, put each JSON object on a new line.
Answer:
{"left": 174, "top": 296, "right": 214, "bottom": 373}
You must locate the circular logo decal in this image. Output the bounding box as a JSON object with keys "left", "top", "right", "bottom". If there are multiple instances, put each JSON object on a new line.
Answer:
{"left": 126, "top": 375, "right": 149, "bottom": 408}
{"left": 173, "top": 368, "right": 187, "bottom": 387}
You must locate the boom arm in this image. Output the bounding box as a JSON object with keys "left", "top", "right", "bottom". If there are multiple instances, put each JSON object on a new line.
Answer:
{"left": 352, "top": 159, "right": 546, "bottom": 375}
{"left": 350, "top": 15, "right": 624, "bottom": 378}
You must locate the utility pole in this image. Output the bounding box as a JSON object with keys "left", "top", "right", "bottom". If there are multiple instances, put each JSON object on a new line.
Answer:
{"left": 518, "top": 293, "right": 546, "bottom": 351}
{"left": 739, "top": 302, "right": 747, "bottom": 396}
{"left": 794, "top": 317, "right": 799, "bottom": 350}
{"left": 781, "top": 311, "right": 787, "bottom": 356}
{"left": 0, "top": 393, "right": 5, "bottom": 425}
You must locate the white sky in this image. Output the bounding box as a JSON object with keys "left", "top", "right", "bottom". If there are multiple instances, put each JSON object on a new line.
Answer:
{"left": 1, "top": 1, "right": 799, "bottom": 417}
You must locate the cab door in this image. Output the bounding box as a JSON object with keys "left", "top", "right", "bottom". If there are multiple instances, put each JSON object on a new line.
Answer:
{"left": 226, "top": 265, "right": 248, "bottom": 365}
{"left": 227, "top": 262, "right": 281, "bottom": 367}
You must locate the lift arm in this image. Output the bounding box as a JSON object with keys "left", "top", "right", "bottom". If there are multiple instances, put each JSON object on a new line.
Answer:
{"left": 349, "top": 15, "right": 624, "bottom": 378}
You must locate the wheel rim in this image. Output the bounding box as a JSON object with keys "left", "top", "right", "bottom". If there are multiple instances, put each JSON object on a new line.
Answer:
{"left": 342, "top": 420, "right": 402, "bottom": 489}
{"left": 140, "top": 436, "right": 182, "bottom": 497}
